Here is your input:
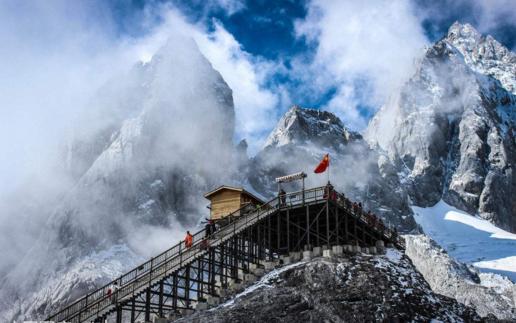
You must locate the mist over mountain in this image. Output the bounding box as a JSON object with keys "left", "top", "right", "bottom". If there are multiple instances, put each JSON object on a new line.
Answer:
{"left": 0, "top": 36, "right": 239, "bottom": 322}
{"left": 0, "top": 21, "right": 515, "bottom": 322}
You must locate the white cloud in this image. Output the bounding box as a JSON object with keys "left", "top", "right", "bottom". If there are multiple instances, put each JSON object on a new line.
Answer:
{"left": 211, "top": 0, "right": 246, "bottom": 16}
{"left": 0, "top": 5, "right": 282, "bottom": 276}
{"left": 194, "top": 21, "right": 281, "bottom": 152}
{"left": 295, "top": 0, "right": 428, "bottom": 129}
{"left": 0, "top": 2, "right": 282, "bottom": 194}
{"left": 136, "top": 7, "right": 283, "bottom": 153}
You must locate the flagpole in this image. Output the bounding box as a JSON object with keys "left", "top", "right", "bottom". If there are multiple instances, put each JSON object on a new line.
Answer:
{"left": 327, "top": 154, "right": 330, "bottom": 184}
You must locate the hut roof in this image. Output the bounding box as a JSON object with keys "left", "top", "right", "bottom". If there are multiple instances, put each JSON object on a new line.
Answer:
{"left": 204, "top": 185, "right": 265, "bottom": 204}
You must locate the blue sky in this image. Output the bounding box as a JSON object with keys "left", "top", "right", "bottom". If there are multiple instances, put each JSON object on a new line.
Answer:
{"left": 101, "top": 0, "right": 516, "bottom": 135}
{"left": 110, "top": 0, "right": 516, "bottom": 58}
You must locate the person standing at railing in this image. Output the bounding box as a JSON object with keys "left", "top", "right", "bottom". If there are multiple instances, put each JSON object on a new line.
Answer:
{"left": 202, "top": 220, "right": 217, "bottom": 249}
{"left": 205, "top": 220, "right": 214, "bottom": 238}
{"left": 345, "top": 197, "right": 352, "bottom": 209}
{"left": 279, "top": 189, "right": 286, "bottom": 207}
{"left": 185, "top": 231, "right": 193, "bottom": 248}
{"left": 323, "top": 183, "right": 335, "bottom": 200}
{"left": 107, "top": 281, "right": 119, "bottom": 304}
{"left": 365, "top": 210, "right": 372, "bottom": 224}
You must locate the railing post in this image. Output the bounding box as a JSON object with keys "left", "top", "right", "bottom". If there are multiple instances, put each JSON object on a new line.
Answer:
{"left": 302, "top": 178, "right": 305, "bottom": 206}
{"left": 84, "top": 294, "right": 88, "bottom": 318}
{"left": 179, "top": 244, "right": 183, "bottom": 267}
{"left": 149, "top": 257, "right": 153, "bottom": 286}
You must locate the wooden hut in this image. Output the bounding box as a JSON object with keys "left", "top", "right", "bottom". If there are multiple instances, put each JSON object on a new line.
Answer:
{"left": 204, "top": 186, "right": 265, "bottom": 221}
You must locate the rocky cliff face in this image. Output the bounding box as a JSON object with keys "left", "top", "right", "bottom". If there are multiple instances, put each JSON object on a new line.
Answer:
{"left": 178, "top": 250, "right": 484, "bottom": 322}
{"left": 263, "top": 105, "right": 362, "bottom": 149}
{"left": 404, "top": 234, "right": 516, "bottom": 320}
{"left": 0, "top": 38, "right": 238, "bottom": 322}
{"left": 365, "top": 22, "right": 516, "bottom": 232}
{"left": 249, "top": 105, "right": 416, "bottom": 232}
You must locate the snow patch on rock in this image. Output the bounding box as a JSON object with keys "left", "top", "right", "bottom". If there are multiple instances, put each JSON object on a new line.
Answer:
{"left": 412, "top": 200, "right": 516, "bottom": 280}
{"left": 405, "top": 234, "right": 515, "bottom": 320}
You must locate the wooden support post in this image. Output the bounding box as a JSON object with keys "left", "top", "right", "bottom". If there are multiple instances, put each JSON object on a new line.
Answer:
{"left": 257, "top": 224, "right": 261, "bottom": 260}
{"left": 158, "top": 280, "right": 164, "bottom": 317}
{"left": 248, "top": 227, "right": 253, "bottom": 269}
{"left": 116, "top": 306, "right": 122, "bottom": 323}
{"left": 185, "top": 265, "right": 191, "bottom": 308}
{"left": 145, "top": 288, "right": 151, "bottom": 322}
{"left": 198, "top": 258, "right": 203, "bottom": 300}
{"left": 306, "top": 205, "right": 310, "bottom": 247}
{"left": 209, "top": 248, "right": 215, "bottom": 294}
{"left": 344, "top": 210, "right": 348, "bottom": 243}
{"left": 171, "top": 273, "right": 177, "bottom": 311}
{"left": 287, "top": 209, "right": 290, "bottom": 251}
{"left": 277, "top": 212, "right": 281, "bottom": 251}
{"left": 362, "top": 221, "right": 365, "bottom": 245}
{"left": 317, "top": 207, "right": 320, "bottom": 246}
{"left": 131, "top": 299, "right": 135, "bottom": 323}
{"left": 354, "top": 217, "right": 358, "bottom": 245}
{"left": 297, "top": 211, "right": 301, "bottom": 250}
{"left": 326, "top": 201, "right": 330, "bottom": 245}
{"left": 336, "top": 205, "right": 339, "bottom": 244}
{"left": 233, "top": 237, "right": 238, "bottom": 278}
{"left": 268, "top": 213, "right": 272, "bottom": 259}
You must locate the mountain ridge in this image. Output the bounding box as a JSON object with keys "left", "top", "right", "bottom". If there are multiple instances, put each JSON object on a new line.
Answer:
{"left": 365, "top": 22, "right": 515, "bottom": 232}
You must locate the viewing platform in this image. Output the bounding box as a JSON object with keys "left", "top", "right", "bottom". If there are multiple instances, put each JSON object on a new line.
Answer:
{"left": 47, "top": 185, "right": 404, "bottom": 323}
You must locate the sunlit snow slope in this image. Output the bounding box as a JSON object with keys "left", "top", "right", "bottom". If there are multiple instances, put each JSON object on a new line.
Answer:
{"left": 412, "top": 200, "right": 516, "bottom": 281}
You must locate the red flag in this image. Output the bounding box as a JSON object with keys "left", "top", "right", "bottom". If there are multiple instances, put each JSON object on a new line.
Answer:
{"left": 314, "top": 154, "right": 330, "bottom": 173}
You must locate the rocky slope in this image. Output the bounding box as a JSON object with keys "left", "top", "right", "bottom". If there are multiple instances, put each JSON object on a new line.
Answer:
{"left": 0, "top": 37, "right": 238, "bottom": 322}
{"left": 178, "top": 249, "right": 485, "bottom": 322}
{"left": 248, "top": 105, "right": 416, "bottom": 231}
{"left": 365, "top": 22, "right": 516, "bottom": 232}
{"left": 405, "top": 234, "right": 516, "bottom": 320}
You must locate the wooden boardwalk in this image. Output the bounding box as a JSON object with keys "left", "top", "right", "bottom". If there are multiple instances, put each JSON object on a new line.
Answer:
{"left": 46, "top": 186, "right": 403, "bottom": 323}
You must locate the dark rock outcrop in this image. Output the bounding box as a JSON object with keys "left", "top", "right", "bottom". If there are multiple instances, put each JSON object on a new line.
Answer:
{"left": 179, "top": 250, "right": 485, "bottom": 322}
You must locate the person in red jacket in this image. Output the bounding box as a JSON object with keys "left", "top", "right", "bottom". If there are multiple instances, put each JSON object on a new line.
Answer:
{"left": 185, "top": 231, "right": 193, "bottom": 248}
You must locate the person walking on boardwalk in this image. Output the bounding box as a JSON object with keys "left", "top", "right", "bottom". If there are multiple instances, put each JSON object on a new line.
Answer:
{"left": 111, "top": 281, "right": 120, "bottom": 304}
{"left": 202, "top": 220, "right": 215, "bottom": 249}
{"left": 205, "top": 220, "right": 213, "bottom": 238}
{"left": 185, "top": 231, "right": 193, "bottom": 248}
{"left": 107, "top": 281, "right": 119, "bottom": 304}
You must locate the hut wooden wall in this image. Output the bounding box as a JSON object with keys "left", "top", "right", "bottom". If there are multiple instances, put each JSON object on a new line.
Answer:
{"left": 209, "top": 190, "right": 242, "bottom": 220}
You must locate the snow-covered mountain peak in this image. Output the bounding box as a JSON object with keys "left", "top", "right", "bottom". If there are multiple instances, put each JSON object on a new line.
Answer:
{"left": 447, "top": 22, "right": 482, "bottom": 46}
{"left": 445, "top": 22, "right": 516, "bottom": 94}
{"left": 263, "top": 105, "right": 361, "bottom": 149}
{"left": 365, "top": 23, "right": 516, "bottom": 233}
{"left": 0, "top": 37, "right": 238, "bottom": 322}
